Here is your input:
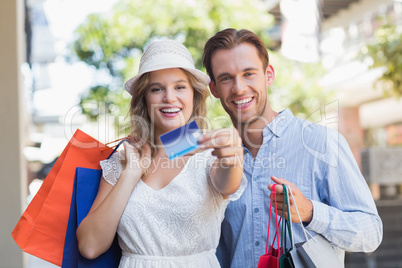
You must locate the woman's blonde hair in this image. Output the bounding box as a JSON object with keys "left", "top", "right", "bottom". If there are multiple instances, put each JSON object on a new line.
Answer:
{"left": 128, "top": 68, "right": 209, "bottom": 156}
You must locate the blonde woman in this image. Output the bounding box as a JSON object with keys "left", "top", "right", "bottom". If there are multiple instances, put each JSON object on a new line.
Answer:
{"left": 76, "top": 39, "right": 247, "bottom": 267}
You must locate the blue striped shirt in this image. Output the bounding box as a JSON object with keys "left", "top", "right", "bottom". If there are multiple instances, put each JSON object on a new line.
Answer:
{"left": 217, "top": 109, "right": 383, "bottom": 268}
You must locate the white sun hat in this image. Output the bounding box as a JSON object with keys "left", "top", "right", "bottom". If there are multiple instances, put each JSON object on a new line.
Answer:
{"left": 124, "top": 39, "right": 211, "bottom": 95}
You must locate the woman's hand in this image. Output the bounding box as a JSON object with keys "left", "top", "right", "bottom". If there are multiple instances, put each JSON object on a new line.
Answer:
{"left": 198, "top": 128, "right": 243, "bottom": 167}
{"left": 198, "top": 128, "right": 243, "bottom": 197}
{"left": 123, "top": 141, "right": 151, "bottom": 178}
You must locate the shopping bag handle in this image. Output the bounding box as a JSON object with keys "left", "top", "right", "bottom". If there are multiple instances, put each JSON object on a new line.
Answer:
{"left": 284, "top": 184, "right": 294, "bottom": 248}
{"left": 281, "top": 184, "right": 294, "bottom": 254}
{"left": 266, "top": 184, "right": 280, "bottom": 254}
{"left": 107, "top": 138, "right": 138, "bottom": 159}
{"left": 284, "top": 185, "right": 313, "bottom": 242}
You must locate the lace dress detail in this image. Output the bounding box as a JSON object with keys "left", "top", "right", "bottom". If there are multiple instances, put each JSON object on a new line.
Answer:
{"left": 99, "top": 149, "right": 247, "bottom": 268}
{"left": 100, "top": 153, "right": 123, "bottom": 186}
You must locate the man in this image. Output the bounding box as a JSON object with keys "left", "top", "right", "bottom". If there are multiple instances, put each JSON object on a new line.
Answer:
{"left": 203, "top": 28, "right": 382, "bottom": 268}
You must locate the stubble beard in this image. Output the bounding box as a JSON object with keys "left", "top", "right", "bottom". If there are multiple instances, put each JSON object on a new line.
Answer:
{"left": 224, "top": 95, "right": 268, "bottom": 130}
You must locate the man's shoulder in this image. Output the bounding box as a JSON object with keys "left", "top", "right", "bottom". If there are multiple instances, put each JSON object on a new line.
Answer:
{"left": 291, "top": 116, "right": 340, "bottom": 140}
{"left": 290, "top": 116, "right": 349, "bottom": 167}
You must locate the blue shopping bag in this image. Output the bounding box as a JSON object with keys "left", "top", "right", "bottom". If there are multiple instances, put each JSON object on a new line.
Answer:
{"left": 62, "top": 167, "right": 121, "bottom": 267}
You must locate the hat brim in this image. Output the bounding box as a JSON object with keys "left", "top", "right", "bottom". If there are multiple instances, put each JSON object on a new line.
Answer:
{"left": 125, "top": 65, "right": 210, "bottom": 95}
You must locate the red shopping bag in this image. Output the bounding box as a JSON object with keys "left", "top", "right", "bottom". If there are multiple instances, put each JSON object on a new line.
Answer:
{"left": 258, "top": 184, "right": 281, "bottom": 268}
{"left": 11, "top": 129, "right": 113, "bottom": 266}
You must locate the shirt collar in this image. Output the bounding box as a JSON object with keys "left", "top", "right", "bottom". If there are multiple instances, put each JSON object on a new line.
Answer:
{"left": 263, "top": 108, "right": 294, "bottom": 140}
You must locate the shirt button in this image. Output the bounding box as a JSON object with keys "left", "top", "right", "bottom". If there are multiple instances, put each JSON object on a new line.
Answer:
{"left": 254, "top": 208, "right": 259, "bottom": 213}
{"left": 253, "top": 177, "right": 257, "bottom": 181}
{"left": 255, "top": 241, "right": 260, "bottom": 246}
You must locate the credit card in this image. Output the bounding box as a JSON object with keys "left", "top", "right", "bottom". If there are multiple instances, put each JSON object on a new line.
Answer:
{"left": 160, "top": 120, "right": 201, "bottom": 160}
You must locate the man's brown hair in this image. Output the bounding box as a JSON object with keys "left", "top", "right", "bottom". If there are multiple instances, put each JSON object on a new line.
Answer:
{"left": 203, "top": 28, "right": 269, "bottom": 83}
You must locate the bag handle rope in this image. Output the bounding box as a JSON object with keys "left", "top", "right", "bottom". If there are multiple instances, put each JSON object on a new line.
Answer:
{"left": 284, "top": 184, "right": 314, "bottom": 242}
{"left": 265, "top": 184, "right": 281, "bottom": 254}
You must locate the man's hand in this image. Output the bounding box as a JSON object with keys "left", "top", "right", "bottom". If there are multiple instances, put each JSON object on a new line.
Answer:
{"left": 268, "top": 176, "right": 313, "bottom": 223}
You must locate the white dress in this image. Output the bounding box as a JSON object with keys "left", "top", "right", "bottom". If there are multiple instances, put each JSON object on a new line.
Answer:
{"left": 100, "top": 149, "right": 247, "bottom": 268}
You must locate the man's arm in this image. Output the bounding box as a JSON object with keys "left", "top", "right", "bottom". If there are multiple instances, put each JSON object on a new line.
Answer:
{"left": 306, "top": 133, "right": 382, "bottom": 252}
{"left": 268, "top": 134, "right": 383, "bottom": 252}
